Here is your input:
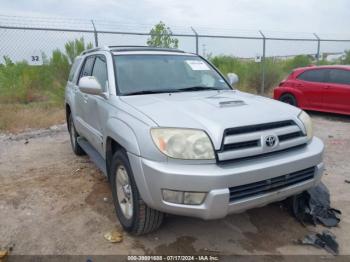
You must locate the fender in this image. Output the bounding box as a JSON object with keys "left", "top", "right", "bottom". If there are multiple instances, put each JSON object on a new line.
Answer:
{"left": 104, "top": 117, "right": 141, "bottom": 156}
{"left": 280, "top": 87, "right": 307, "bottom": 108}
{"left": 104, "top": 117, "right": 155, "bottom": 205}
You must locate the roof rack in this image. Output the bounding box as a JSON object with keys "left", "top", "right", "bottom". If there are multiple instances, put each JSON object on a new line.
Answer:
{"left": 109, "top": 45, "right": 185, "bottom": 53}
{"left": 81, "top": 46, "right": 110, "bottom": 55}
{"left": 108, "top": 45, "right": 150, "bottom": 49}
{"left": 81, "top": 45, "right": 185, "bottom": 55}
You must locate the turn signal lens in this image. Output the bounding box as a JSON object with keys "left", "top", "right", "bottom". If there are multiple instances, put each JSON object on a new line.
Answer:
{"left": 162, "top": 190, "right": 206, "bottom": 205}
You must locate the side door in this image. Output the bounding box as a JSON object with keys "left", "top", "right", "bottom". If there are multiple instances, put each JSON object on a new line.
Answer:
{"left": 84, "top": 55, "right": 109, "bottom": 155}
{"left": 296, "top": 68, "right": 328, "bottom": 110}
{"left": 75, "top": 55, "right": 95, "bottom": 138}
{"left": 323, "top": 68, "right": 350, "bottom": 113}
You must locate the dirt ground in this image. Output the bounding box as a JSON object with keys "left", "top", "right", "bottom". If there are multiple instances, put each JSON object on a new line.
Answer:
{"left": 0, "top": 103, "right": 65, "bottom": 133}
{"left": 0, "top": 112, "right": 349, "bottom": 256}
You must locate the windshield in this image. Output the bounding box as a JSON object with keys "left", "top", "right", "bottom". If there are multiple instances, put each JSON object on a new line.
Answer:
{"left": 113, "top": 54, "right": 231, "bottom": 95}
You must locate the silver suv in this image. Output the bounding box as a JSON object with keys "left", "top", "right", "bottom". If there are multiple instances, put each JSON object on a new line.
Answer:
{"left": 65, "top": 46, "right": 324, "bottom": 235}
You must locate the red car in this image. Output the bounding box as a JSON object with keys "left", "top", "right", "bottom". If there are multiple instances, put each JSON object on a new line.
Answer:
{"left": 273, "top": 65, "right": 350, "bottom": 115}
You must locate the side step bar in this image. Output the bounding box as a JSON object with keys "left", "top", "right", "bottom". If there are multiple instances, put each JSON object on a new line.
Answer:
{"left": 77, "top": 137, "right": 107, "bottom": 176}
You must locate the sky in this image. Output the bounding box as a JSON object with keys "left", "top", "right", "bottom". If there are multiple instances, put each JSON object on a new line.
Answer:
{"left": 1, "top": 0, "right": 350, "bottom": 60}
{"left": 1, "top": 0, "right": 350, "bottom": 34}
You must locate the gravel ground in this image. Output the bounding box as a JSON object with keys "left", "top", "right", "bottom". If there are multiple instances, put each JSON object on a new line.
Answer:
{"left": 0, "top": 112, "right": 349, "bottom": 256}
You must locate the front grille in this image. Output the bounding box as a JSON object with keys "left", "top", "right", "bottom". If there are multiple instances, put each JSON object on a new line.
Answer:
{"left": 217, "top": 120, "right": 307, "bottom": 162}
{"left": 225, "top": 120, "right": 295, "bottom": 136}
{"left": 229, "top": 167, "right": 315, "bottom": 202}
{"left": 278, "top": 131, "right": 303, "bottom": 142}
{"left": 223, "top": 140, "right": 259, "bottom": 151}
{"left": 218, "top": 144, "right": 307, "bottom": 164}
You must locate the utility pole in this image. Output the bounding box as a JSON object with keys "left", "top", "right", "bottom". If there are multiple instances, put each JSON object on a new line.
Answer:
{"left": 191, "top": 27, "right": 199, "bottom": 54}
{"left": 259, "top": 30, "right": 266, "bottom": 95}
{"left": 91, "top": 19, "right": 98, "bottom": 47}
{"left": 313, "top": 33, "right": 321, "bottom": 64}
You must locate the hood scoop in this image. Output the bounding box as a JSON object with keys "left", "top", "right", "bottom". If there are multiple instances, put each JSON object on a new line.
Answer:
{"left": 219, "top": 100, "right": 246, "bottom": 107}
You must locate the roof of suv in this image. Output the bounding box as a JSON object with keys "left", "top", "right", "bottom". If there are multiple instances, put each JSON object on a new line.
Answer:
{"left": 82, "top": 45, "right": 189, "bottom": 56}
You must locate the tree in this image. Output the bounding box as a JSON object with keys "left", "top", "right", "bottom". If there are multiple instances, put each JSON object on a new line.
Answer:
{"left": 147, "top": 21, "right": 179, "bottom": 48}
{"left": 283, "top": 55, "right": 312, "bottom": 72}
{"left": 50, "top": 49, "right": 70, "bottom": 80}
{"left": 2, "top": 56, "right": 14, "bottom": 66}
{"left": 341, "top": 50, "right": 350, "bottom": 65}
{"left": 64, "top": 37, "right": 93, "bottom": 64}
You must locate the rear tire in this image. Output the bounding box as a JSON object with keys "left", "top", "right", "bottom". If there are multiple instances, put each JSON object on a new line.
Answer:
{"left": 280, "top": 93, "right": 298, "bottom": 107}
{"left": 68, "top": 114, "right": 85, "bottom": 156}
{"left": 110, "top": 150, "right": 164, "bottom": 235}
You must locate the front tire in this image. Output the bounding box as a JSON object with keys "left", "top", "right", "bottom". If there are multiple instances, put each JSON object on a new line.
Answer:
{"left": 110, "top": 150, "right": 164, "bottom": 235}
{"left": 279, "top": 93, "right": 298, "bottom": 107}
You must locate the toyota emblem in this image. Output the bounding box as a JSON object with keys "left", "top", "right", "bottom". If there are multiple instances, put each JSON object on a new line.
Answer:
{"left": 265, "top": 135, "right": 277, "bottom": 148}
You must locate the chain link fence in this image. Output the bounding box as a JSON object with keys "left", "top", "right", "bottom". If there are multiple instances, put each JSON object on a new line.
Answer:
{"left": 1, "top": 14, "right": 350, "bottom": 93}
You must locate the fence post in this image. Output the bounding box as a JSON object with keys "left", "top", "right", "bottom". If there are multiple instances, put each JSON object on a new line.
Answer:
{"left": 313, "top": 33, "right": 321, "bottom": 64}
{"left": 259, "top": 30, "right": 266, "bottom": 95}
{"left": 91, "top": 19, "right": 99, "bottom": 47}
{"left": 191, "top": 27, "right": 199, "bottom": 55}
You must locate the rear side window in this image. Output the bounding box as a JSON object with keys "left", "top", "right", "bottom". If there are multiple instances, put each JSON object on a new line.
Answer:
{"left": 327, "top": 69, "right": 350, "bottom": 85}
{"left": 68, "top": 58, "right": 81, "bottom": 82}
{"left": 78, "top": 56, "right": 95, "bottom": 83}
{"left": 297, "top": 69, "right": 327, "bottom": 83}
{"left": 92, "top": 55, "right": 108, "bottom": 91}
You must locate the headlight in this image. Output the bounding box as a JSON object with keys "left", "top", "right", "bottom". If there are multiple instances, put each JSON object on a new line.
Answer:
{"left": 151, "top": 128, "right": 215, "bottom": 160}
{"left": 298, "top": 111, "right": 313, "bottom": 140}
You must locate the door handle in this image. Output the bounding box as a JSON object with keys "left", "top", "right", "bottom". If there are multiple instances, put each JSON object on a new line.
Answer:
{"left": 324, "top": 85, "right": 331, "bottom": 89}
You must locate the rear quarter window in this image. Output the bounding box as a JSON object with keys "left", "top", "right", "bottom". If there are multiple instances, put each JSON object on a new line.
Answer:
{"left": 297, "top": 69, "right": 327, "bottom": 83}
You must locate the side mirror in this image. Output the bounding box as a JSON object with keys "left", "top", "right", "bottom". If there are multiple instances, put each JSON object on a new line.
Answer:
{"left": 79, "top": 76, "right": 103, "bottom": 95}
{"left": 227, "top": 73, "right": 239, "bottom": 87}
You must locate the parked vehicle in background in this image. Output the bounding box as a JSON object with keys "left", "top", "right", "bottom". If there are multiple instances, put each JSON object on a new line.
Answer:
{"left": 274, "top": 65, "right": 350, "bottom": 115}
{"left": 65, "top": 46, "right": 324, "bottom": 235}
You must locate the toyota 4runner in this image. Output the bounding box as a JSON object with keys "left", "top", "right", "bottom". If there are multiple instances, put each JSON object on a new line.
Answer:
{"left": 65, "top": 46, "right": 324, "bottom": 235}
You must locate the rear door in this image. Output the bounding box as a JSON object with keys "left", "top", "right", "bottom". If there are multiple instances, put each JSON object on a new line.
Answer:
{"left": 296, "top": 68, "right": 328, "bottom": 110}
{"left": 323, "top": 68, "right": 350, "bottom": 113}
{"left": 75, "top": 55, "right": 95, "bottom": 138}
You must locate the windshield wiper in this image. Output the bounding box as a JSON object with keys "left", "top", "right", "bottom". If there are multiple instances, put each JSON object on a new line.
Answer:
{"left": 177, "top": 86, "right": 227, "bottom": 92}
{"left": 125, "top": 89, "right": 180, "bottom": 96}
{"left": 125, "top": 86, "right": 226, "bottom": 96}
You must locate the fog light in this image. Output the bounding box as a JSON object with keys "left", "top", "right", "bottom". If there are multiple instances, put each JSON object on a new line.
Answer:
{"left": 162, "top": 190, "right": 206, "bottom": 205}
{"left": 162, "top": 189, "right": 183, "bottom": 204}
{"left": 184, "top": 192, "right": 206, "bottom": 205}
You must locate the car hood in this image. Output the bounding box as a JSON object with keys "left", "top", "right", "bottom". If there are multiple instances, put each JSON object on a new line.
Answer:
{"left": 120, "top": 90, "right": 301, "bottom": 149}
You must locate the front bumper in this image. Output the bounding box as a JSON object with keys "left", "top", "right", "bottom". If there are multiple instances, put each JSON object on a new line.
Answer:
{"left": 128, "top": 137, "right": 324, "bottom": 220}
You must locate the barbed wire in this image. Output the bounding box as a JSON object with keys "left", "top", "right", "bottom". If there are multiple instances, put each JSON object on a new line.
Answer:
{"left": 0, "top": 13, "right": 349, "bottom": 71}
{"left": 1, "top": 14, "right": 350, "bottom": 40}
